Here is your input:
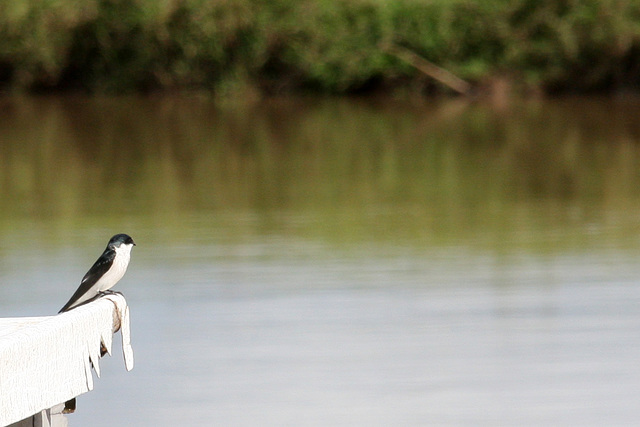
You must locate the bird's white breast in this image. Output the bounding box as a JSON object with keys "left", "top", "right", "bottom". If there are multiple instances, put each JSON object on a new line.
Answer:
{"left": 95, "top": 243, "right": 133, "bottom": 292}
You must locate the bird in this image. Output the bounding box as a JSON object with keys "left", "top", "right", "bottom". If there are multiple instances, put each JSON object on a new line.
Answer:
{"left": 59, "top": 233, "right": 136, "bottom": 313}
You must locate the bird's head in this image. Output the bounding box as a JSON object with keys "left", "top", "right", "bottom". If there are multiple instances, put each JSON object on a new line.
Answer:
{"left": 108, "top": 233, "right": 136, "bottom": 250}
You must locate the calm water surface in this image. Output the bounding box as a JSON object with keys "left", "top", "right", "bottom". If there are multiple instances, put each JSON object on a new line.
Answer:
{"left": 2, "top": 96, "right": 640, "bottom": 425}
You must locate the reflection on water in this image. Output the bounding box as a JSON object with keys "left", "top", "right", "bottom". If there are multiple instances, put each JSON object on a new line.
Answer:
{"left": 2, "top": 96, "right": 640, "bottom": 251}
{"left": 1, "top": 96, "right": 640, "bottom": 424}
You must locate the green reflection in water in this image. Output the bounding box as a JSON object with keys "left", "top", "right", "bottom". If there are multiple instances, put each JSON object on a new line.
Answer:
{"left": 1, "top": 95, "right": 640, "bottom": 253}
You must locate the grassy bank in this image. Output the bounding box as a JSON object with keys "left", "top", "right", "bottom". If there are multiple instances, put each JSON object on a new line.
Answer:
{"left": 2, "top": 0, "right": 640, "bottom": 95}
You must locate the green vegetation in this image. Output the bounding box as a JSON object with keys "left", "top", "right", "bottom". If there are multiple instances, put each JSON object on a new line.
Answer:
{"left": 1, "top": 0, "right": 640, "bottom": 94}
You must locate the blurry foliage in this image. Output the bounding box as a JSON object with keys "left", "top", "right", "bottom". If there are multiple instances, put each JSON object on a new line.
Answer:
{"left": 1, "top": 0, "right": 640, "bottom": 93}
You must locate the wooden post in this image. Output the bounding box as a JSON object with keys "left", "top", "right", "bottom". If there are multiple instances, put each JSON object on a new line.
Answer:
{"left": 0, "top": 294, "right": 133, "bottom": 426}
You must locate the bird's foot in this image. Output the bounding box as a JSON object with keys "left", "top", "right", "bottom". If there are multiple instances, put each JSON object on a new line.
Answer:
{"left": 99, "top": 290, "right": 119, "bottom": 296}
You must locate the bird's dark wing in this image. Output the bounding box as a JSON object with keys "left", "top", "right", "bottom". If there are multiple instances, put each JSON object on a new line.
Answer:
{"left": 58, "top": 247, "right": 116, "bottom": 313}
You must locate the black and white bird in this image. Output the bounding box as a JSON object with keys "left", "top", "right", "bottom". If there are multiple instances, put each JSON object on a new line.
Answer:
{"left": 59, "top": 233, "right": 136, "bottom": 313}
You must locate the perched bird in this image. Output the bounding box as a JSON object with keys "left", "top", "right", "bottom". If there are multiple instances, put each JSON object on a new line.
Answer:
{"left": 59, "top": 233, "right": 136, "bottom": 313}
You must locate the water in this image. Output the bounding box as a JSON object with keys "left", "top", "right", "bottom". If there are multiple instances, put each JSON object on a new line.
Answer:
{"left": 2, "top": 95, "right": 640, "bottom": 425}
